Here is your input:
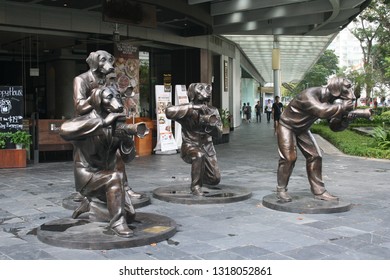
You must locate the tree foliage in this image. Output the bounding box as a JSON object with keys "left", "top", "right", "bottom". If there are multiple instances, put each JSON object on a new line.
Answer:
{"left": 343, "top": 68, "right": 366, "bottom": 106}
{"left": 285, "top": 1, "right": 390, "bottom": 101}
{"left": 304, "top": 49, "right": 339, "bottom": 87}
{"left": 289, "top": 49, "right": 339, "bottom": 95}
{"left": 349, "top": 0, "right": 390, "bottom": 100}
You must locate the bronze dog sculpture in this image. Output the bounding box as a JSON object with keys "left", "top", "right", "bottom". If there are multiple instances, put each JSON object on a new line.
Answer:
{"left": 165, "top": 83, "right": 222, "bottom": 196}
{"left": 74, "top": 50, "right": 115, "bottom": 116}
{"left": 60, "top": 85, "right": 149, "bottom": 237}
{"left": 72, "top": 50, "right": 141, "bottom": 203}
{"left": 276, "top": 77, "right": 372, "bottom": 202}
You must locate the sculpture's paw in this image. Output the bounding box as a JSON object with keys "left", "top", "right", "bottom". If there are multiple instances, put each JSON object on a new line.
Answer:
{"left": 127, "top": 189, "right": 144, "bottom": 199}
{"left": 314, "top": 191, "right": 339, "bottom": 201}
{"left": 276, "top": 191, "right": 292, "bottom": 202}
{"left": 191, "top": 186, "right": 205, "bottom": 196}
{"left": 111, "top": 223, "right": 134, "bottom": 238}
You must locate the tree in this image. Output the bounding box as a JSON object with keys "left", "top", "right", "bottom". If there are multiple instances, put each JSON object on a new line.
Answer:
{"left": 349, "top": 0, "right": 390, "bottom": 101}
{"left": 293, "top": 49, "right": 339, "bottom": 94}
{"left": 344, "top": 69, "right": 366, "bottom": 107}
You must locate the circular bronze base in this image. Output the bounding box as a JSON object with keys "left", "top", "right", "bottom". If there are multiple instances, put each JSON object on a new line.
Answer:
{"left": 262, "top": 191, "right": 352, "bottom": 214}
{"left": 37, "top": 212, "right": 176, "bottom": 250}
{"left": 153, "top": 184, "right": 252, "bottom": 205}
{"left": 62, "top": 192, "right": 151, "bottom": 210}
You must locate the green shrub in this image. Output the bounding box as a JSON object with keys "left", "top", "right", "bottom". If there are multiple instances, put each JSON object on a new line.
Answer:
{"left": 350, "top": 117, "right": 377, "bottom": 126}
{"left": 372, "top": 127, "right": 390, "bottom": 149}
{"left": 0, "top": 132, "right": 11, "bottom": 149}
{"left": 9, "top": 130, "right": 32, "bottom": 148}
{"left": 0, "top": 130, "right": 32, "bottom": 149}
{"left": 0, "top": 137, "right": 6, "bottom": 149}
{"left": 219, "top": 108, "right": 231, "bottom": 128}
{"left": 380, "top": 111, "right": 390, "bottom": 123}
{"left": 311, "top": 123, "right": 390, "bottom": 159}
{"left": 373, "top": 107, "right": 389, "bottom": 116}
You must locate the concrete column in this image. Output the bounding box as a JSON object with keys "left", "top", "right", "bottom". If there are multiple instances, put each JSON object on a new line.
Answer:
{"left": 53, "top": 60, "right": 76, "bottom": 119}
{"left": 200, "top": 48, "right": 212, "bottom": 84}
{"left": 45, "top": 63, "right": 56, "bottom": 119}
{"left": 272, "top": 36, "right": 281, "bottom": 98}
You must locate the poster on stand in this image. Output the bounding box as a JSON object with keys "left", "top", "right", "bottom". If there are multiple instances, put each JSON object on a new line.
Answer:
{"left": 114, "top": 43, "right": 139, "bottom": 118}
{"left": 154, "top": 85, "right": 177, "bottom": 153}
{"left": 174, "top": 85, "right": 189, "bottom": 148}
{"left": 0, "top": 86, "right": 24, "bottom": 133}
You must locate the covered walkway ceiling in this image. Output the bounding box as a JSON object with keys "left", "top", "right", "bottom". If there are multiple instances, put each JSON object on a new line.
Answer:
{"left": 223, "top": 34, "right": 335, "bottom": 84}
{"left": 1, "top": 0, "right": 371, "bottom": 84}
{"left": 200, "top": 0, "right": 371, "bottom": 84}
{"left": 148, "top": 0, "right": 372, "bottom": 84}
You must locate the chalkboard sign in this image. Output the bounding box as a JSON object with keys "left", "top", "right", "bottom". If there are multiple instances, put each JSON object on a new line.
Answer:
{"left": 0, "top": 86, "right": 24, "bottom": 132}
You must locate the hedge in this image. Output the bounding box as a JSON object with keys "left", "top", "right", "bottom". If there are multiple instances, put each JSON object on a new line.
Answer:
{"left": 311, "top": 123, "right": 390, "bottom": 160}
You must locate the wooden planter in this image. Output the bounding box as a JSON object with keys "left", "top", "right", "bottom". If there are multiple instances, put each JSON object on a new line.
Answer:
{"left": 126, "top": 117, "right": 154, "bottom": 156}
{"left": 0, "top": 149, "right": 27, "bottom": 168}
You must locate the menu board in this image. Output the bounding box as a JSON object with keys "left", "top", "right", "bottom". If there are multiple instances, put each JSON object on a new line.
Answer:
{"left": 0, "top": 86, "right": 24, "bottom": 132}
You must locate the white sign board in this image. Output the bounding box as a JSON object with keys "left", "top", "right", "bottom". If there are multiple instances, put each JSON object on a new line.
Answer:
{"left": 174, "top": 85, "right": 189, "bottom": 148}
{"left": 154, "top": 85, "right": 177, "bottom": 153}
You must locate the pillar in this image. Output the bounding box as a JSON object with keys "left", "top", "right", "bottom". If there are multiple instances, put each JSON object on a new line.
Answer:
{"left": 53, "top": 60, "right": 76, "bottom": 119}
{"left": 272, "top": 36, "right": 281, "bottom": 98}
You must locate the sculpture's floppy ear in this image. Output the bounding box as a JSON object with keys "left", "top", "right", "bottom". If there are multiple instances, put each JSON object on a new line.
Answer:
{"left": 86, "top": 51, "right": 100, "bottom": 72}
{"left": 327, "top": 77, "right": 343, "bottom": 97}
{"left": 187, "top": 83, "right": 197, "bottom": 102}
{"left": 90, "top": 87, "right": 103, "bottom": 112}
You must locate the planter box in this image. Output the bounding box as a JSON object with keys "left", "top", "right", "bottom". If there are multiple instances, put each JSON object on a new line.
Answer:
{"left": 126, "top": 117, "right": 154, "bottom": 156}
{"left": 0, "top": 149, "right": 27, "bottom": 168}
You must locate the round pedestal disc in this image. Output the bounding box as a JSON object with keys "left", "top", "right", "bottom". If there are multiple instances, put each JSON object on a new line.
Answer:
{"left": 37, "top": 212, "right": 176, "bottom": 250}
{"left": 262, "top": 192, "right": 352, "bottom": 214}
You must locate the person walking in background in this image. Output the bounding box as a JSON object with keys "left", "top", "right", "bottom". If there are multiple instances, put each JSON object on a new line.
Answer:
{"left": 242, "top": 102, "right": 247, "bottom": 121}
{"left": 272, "top": 96, "right": 283, "bottom": 134}
{"left": 265, "top": 99, "right": 272, "bottom": 123}
{"left": 255, "top": 100, "right": 262, "bottom": 123}
{"left": 246, "top": 102, "right": 252, "bottom": 123}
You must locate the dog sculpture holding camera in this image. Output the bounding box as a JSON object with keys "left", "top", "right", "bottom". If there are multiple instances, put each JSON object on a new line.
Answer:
{"left": 60, "top": 85, "right": 149, "bottom": 238}
{"left": 275, "top": 77, "right": 372, "bottom": 203}
{"left": 165, "top": 83, "right": 223, "bottom": 196}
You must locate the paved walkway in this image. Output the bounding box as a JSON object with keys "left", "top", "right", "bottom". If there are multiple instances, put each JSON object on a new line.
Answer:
{"left": 1, "top": 119, "right": 390, "bottom": 260}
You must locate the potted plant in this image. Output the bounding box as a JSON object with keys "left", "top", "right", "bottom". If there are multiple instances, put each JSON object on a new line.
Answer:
{"left": 213, "top": 108, "right": 231, "bottom": 145}
{"left": 0, "top": 132, "right": 10, "bottom": 149}
{"left": 0, "top": 131, "right": 28, "bottom": 168}
{"left": 219, "top": 108, "right": 231, "bottom": 134}
{"left": 9, "top": 130, "right": 32, "bottom": 149}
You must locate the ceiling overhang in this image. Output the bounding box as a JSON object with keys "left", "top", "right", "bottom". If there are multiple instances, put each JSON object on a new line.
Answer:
{"left": 198, "top": 0, "right": 371, "bottom": 84}
{"left": 224, "top": 34, "right": 337, "bottom": 84}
